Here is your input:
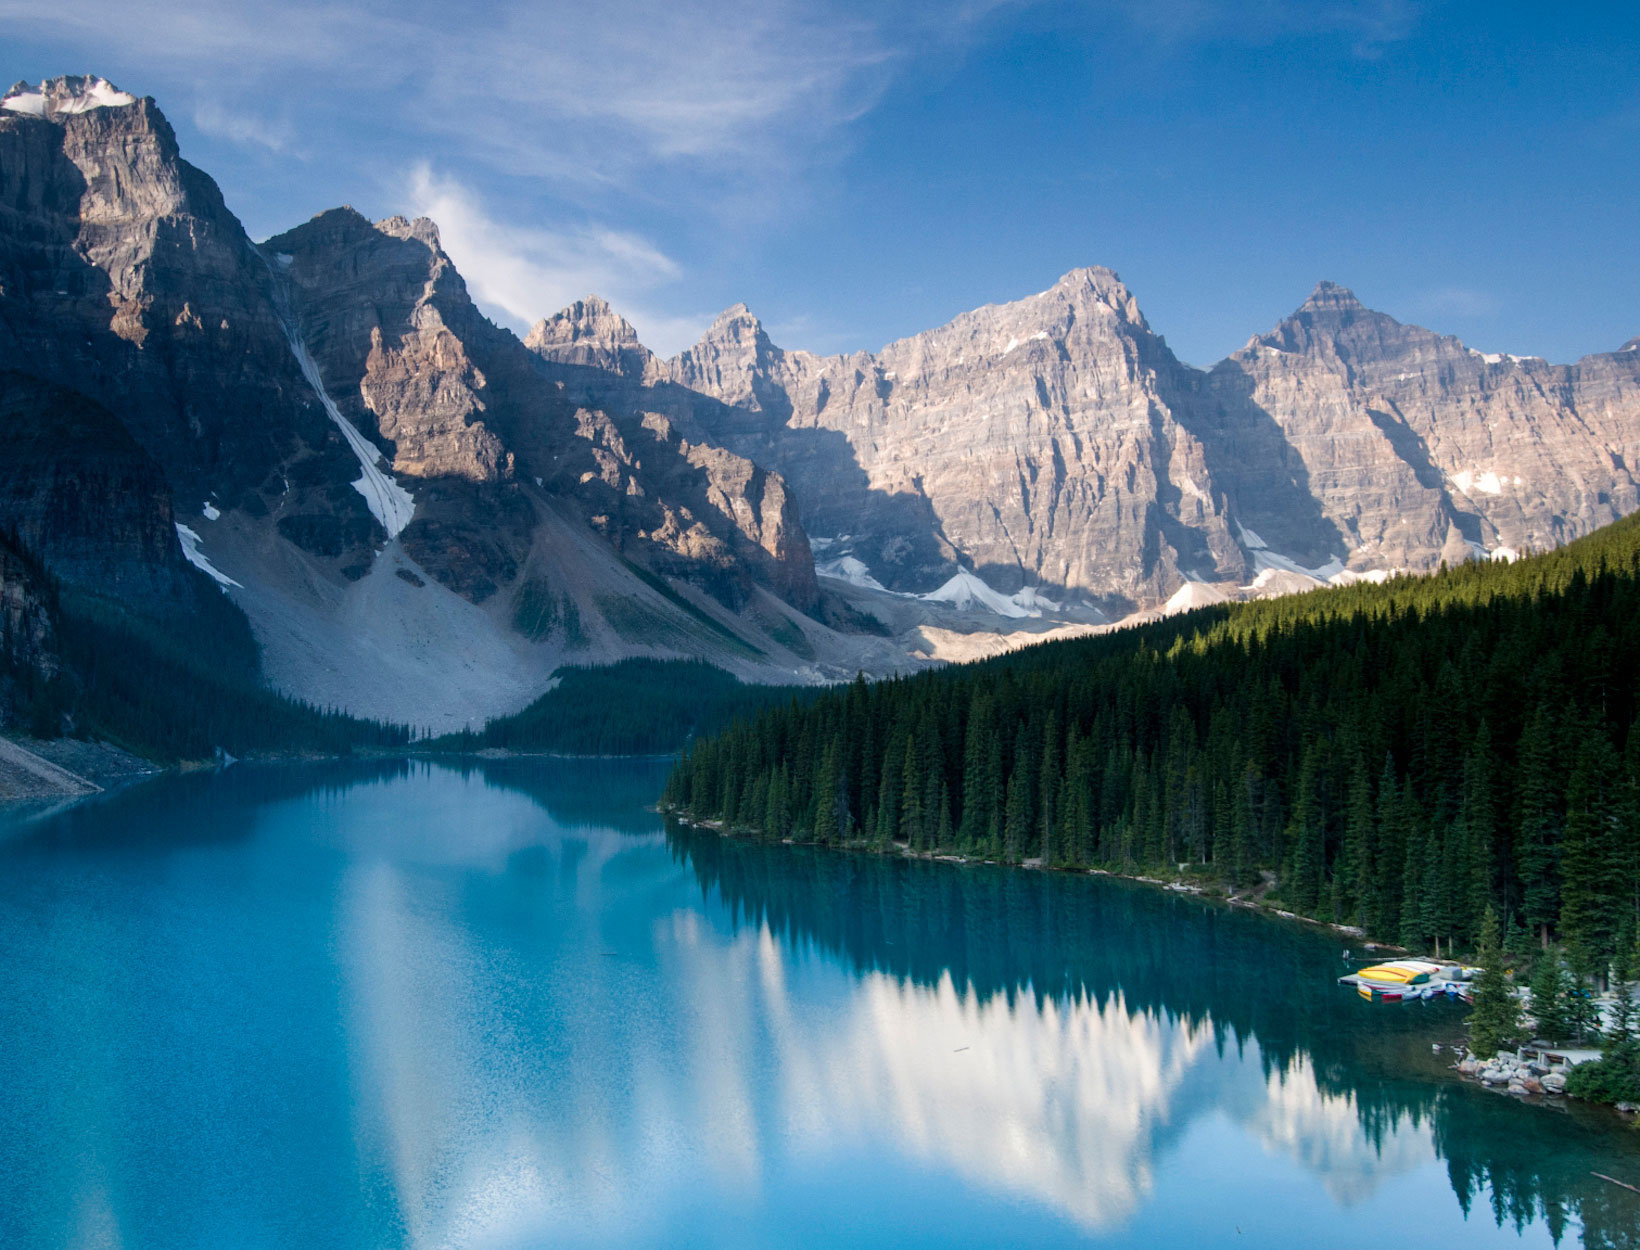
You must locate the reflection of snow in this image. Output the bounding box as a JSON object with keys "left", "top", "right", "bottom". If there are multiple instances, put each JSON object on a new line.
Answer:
{"left": 330, "top": 785, "right": 1455, "bottom": 1243}
{"left": 1249, "top": 1055, "right": 1436, "bottom": 1204}
{"left": 774, "top": 971, "right": 1209, "bottom": 1229}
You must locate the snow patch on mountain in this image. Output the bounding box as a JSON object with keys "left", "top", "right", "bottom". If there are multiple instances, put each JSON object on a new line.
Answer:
{"left": 3, "top": 77, "right": 135, "bottom": 117}
{"left": 175, "top": 523, "right": 241, "bottom": 589}
{"left": 817, "top": 555, "right": 889, "bottom": 593}
{"left": 1164, "top": 581, "right": 1230, "bottom": 614}
{"left": 263, "top": 260, "right": 415, "bottom": 538}
{"left": 1450, "top": 469, "right": 1519, "bottom": 497}
{"left": 921, "top": 570, "right": 1043, "bottom": 618}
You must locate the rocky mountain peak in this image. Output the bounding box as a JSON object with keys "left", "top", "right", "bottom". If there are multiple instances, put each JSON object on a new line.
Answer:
{"left": 2, "top": 75, "right": 137, "bottom": 119}
{"left": 1299, "top": 280, "right": 1367, "bottom": 314}
{"left": 526, "top": 295, "right": 654, "bottom": 378}
{"left": 1621, "top": 335, "right": 1640, "bottom": 354}
{"left": 698, "top": 302, "right": 770, "bottom": 345}
{"left": 374, "top": 213, "right": 442, "bottom": 250}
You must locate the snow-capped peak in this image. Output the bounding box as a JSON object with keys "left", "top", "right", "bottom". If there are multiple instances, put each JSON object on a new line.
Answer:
{"left": 3, "top": 76, "right": 137, "bottom": 119}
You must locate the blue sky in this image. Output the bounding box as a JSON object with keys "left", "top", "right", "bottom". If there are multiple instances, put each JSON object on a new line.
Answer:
{"left": 3, "top": 1, "right": 1636, "bottom": 362}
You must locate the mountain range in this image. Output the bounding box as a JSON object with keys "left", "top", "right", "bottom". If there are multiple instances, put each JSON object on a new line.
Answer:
{"left": 3, "top": 76, "right": 1638, "bottom": 732}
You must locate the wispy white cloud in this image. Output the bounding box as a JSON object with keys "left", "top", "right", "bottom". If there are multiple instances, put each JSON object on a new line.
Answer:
{"left": 193, "top": 100, "right": 299, "bottom": 155}
{"left": 1110, "top": 0, "right": 1422, "bottom": 57}
{"left": 0, "top": 0, "right": 906, "bottom": 186}
{"left": 406, "top": 162, "right": 709, "bottom": 355}
{"left": 1415, "top": 286, "right": 1500, "bottom": 318}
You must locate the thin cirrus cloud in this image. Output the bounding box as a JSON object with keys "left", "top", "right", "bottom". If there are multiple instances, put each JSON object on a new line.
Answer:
{"left": 1415, "top": 287, "right": 1501, "bottom": 319}
{"left": 193, "top": 99, "right": 298, "bottom": 155}
{"left": 0, "top": 0, "right": 923, "bottom": 347}
{"left": 406, "top": 163, "right": 711, "bottom": 357}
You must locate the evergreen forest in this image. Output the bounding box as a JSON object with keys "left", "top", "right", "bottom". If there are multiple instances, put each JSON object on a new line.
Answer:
{"left": 666, "top": 514, "right": 1640, "bottom": 968}
{"left": 435, "top": 658, "right": 816, "bottom": 756}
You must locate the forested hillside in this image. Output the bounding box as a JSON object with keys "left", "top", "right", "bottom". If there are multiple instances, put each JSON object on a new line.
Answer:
{"left": 438, "top": 659, "right": 816, "bottom": 756}
{"left": 666, "top": 516, "right": 1640, "bottom": 964}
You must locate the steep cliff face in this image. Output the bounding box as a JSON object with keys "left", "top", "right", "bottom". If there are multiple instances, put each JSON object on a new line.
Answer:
{"left": 0, "top": 371, "right": 201, "bottom": 612}
{"left": 269, "top": 209, "right": 818, "bottom": 612}
{"left": 1212, "top": 283, "right": 1640, "bottom": 565}
{"left": 0, "top": 530, "right": 58, "bottom": 689}
{"left": 0, "top": 76, "right": 383, "bottom": 583}
{"left": 569, "top": 272, "right": 1640, "bottom": 610}
{"left": 642, "top": 269, "right": 1245, "bottom": 608}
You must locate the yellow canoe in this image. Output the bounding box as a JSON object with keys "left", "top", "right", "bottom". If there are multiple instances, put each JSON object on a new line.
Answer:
{"left": 1356, "top": 960, "right": 1441, "bottom": 986}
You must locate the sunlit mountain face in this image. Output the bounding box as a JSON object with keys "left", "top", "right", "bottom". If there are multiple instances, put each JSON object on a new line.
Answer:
{"left": 0, "top": 762, "right": 1634, "bottom": 1249}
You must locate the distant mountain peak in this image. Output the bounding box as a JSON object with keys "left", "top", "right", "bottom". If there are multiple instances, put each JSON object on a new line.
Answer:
{"left": 373, "top": 213, "right": 442, "bottom": 251}
{"left": 526, "top": 294, "right": 654, "bottom": 378}
{"left": 3, "top": 75, "right": 137, "bottom": 119}
{"left": 1053, "top": 264, "right": 1125, "bottom": 293}
{"left": 708, "top": 302, "right": 762, "bottom": 331}
{"left": 1300, "top": 280, "right": 1366, "bottom": 312}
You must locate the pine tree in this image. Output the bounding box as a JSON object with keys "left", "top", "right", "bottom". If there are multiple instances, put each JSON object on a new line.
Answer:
{"left": 1467, "top": 906, "right": 1521, "bottom": 1057}
{"left": 813, "top": 738, "right": 843, "bottom": 843}
{"left": 1338, "top": 750, "right": 1374, "bottom": 926}
{"left": 876, "top": 746, "right": 901, "bottom": 846}
{"left": 1515, "top": 705, "right": 1561, "bottom": 947}
{"left": 899, "top": 732, "right": 924, "bottom": 850}
{"left": 1559, "top": 735, "right": 1621, "bottom": 965}
{"left": 1038, "top": 711, "right": 1060, "bottom": 865}
{"left": 1004, "top": 742, "right": 1033, "bottom": 863}
{"left": 1286, "top": 739, "right": 1326, "bottom": 915}
{"left": 1529, "top": 949, "right": 1572, "bottom": 1043}
{"left": 1399, "top": 787, "right": 1429, "bottom": 950}
{"left": 1456, "top": 721, "right": 1498, "bottom": 943}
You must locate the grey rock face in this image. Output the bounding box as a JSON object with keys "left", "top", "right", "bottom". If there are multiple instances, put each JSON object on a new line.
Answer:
{"left": 0, "top": 77, "right": 380, "bottom": 587}
{"left": 263, "top": 207, "right": 818, "bottom": 611}
{"left": 1211, "top": 282, "right": 1640, "bottom": 569}
{"left": 640, "top": 270, "right": 1251, "bottom": 608}
{"left": 525, "top": 296, "right": 656, "bottom": 380}
{"left": 0, "top": 371, "right": 201, "bottom": 612}
{"left": 547, "top": 272, "right": 1640, "bottom": 611}
{"left": 0, "top": 529, "right": 58, "bottom": 698}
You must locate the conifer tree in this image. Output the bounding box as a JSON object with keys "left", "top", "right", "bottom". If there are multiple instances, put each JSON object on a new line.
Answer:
{"left": 1287, "top": 740, "right": 1326, "bottom": 914}
{"left": 1559, "top": 735, "right": 1621, "bottom": 964}
{"left": 1529, "top": 949, "right": 1572, "bottom": 1043}
{"left": 1467, "top": 906, "right": 1521, "bottom": 1057}
{"left": 1515, "top": 705, "right": 1560, "bottom": 947}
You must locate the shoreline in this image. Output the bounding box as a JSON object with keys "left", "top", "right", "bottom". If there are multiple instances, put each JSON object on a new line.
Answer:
{"left": 660, "top": 806, "right": 1405, "bottom": 954}
{"left": 665, "top": 807, "right": 1640, "bottom": 1127}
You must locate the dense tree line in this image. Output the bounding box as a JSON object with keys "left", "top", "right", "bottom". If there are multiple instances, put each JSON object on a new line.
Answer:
{"left": 667, "top": 514, "right": 1640, "bottom": 968}
{"left": 438, "top": 658, "right": 817, "bottom": 756}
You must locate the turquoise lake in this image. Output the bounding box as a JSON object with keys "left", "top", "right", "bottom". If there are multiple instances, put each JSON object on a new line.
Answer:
{"left": 1, "top": 758, "right": 1636, "bottom": 1249}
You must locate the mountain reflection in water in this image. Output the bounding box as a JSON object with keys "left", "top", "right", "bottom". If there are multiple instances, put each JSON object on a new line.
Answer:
{"left": 0, "top": 759, "right": 1633, "bottom": 1250}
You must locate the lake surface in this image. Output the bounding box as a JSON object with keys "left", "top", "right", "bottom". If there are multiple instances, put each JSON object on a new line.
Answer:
{"left": 1, "top": 759, "right": 1636, "bottom": 1250}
